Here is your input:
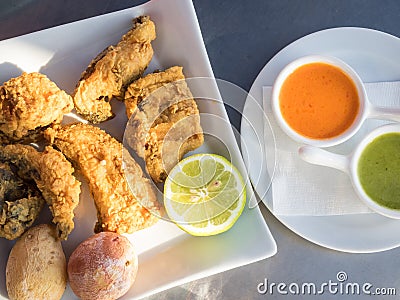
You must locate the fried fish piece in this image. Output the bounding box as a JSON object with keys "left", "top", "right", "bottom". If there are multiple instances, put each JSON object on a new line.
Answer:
{"left": 0, "top": 145, "right": 81, "bottom": 240}
{"left": 0, "top": 162, "right": 44, "bottom": 240}
{"left": 44, "top": 123, "right": 159, "bottom": 234}
{"left": 73, "top": 15, "right": 156, "bottom": 123}
{"left": 0, "top": 72, "right": 74, "bottom": 144}
{"left": 124, "top": 66, "right": 204, "bottom": 183}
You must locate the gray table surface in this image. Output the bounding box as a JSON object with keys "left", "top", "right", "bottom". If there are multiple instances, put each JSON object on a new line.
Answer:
{"left": 2, "top": 1, "right": 400, "bottom": 299}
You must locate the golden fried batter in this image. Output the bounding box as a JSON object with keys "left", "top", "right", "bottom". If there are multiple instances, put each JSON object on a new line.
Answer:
{"left": 0, "top": 145, "right": 81, "bottom": 240}
{"left": 0, "top": 72, "right": 73, "bottom": 144}
{"left": 44, "top": 123, "right": 159, "bottom": 234}
{"left": 124, "top": 66, "right": 187, "bottom": 118}
{"left": 73, "top": 15, "right": 156, "bottom": 123}
{"left": 124, "top": 66, "right": 204, "bottom": 182}
{"left": 0, "top": 162, "right": 44, "bottom": 240}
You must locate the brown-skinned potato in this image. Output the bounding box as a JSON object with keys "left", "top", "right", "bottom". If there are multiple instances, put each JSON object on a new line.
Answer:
{"left": 6, "top": 224, "right": 67, "bottom": 300}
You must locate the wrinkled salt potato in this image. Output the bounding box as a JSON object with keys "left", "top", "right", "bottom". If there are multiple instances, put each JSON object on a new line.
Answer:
{"left": 68, "top": 232, "right": 138, "bottom": 300}
{"left": 6, "top": 224, "right": 67, "bottom": 300}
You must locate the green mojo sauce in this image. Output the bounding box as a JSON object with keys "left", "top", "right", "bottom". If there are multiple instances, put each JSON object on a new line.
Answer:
{"left": 358, "top": 132, "right": 400, "bottom": 210}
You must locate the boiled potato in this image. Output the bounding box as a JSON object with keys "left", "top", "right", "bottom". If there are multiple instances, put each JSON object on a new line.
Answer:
{"left": 6, "top": 224, "right": 67, "bottom": 300}
{"left": 68, "top": 232, "right": 138, "bottom": 300}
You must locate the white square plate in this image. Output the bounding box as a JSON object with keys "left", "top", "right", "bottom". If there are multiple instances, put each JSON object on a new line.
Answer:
{"left": 0, "top": 0, "right": 277, "bottom": 299}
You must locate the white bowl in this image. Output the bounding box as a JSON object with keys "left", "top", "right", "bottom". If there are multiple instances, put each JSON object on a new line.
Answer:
{"left": 299, "top": 123, "right": 400, "bottom": 219}
{"left": 271, "top": 55, "right": 368, "bottom": 147}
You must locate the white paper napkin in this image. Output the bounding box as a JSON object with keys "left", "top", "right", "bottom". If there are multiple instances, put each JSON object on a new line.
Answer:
{"left": 262, "top": 82, "right": 400, "bottom": 216}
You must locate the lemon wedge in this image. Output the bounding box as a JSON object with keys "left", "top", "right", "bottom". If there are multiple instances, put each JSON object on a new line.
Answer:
{"left": 163, "top": 153, "right": 246, "bottom": 236}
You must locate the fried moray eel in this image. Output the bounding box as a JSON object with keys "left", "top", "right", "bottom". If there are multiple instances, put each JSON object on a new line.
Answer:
{"left": 124, "top": 66, "right": 204, "bottom": 183}
{"left": 0, "top": 145, "right": 81, "bottom": 240}
{"left": 73, "top": 15, "right": 156, "bottom": 123}
{"left": 44, "top": 123, "right": 159, "bottom": 234}
{"left": 0, "top": 162, "right": 44, "bottom": 240}
{"left": 0, "top": 72, "right": 73, "bottom": 144}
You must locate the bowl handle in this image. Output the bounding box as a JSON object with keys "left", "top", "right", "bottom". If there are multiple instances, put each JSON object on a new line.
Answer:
{"left": 368, "top": 105, "right": 400, "bottom": 122}
{"left": 298, "top": 146, "right": 350, "bottom": 174}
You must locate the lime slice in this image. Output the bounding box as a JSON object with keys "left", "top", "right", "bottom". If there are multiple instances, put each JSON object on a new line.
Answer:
{"left": 164, "top": 153, "right": 246, "bottom": 236}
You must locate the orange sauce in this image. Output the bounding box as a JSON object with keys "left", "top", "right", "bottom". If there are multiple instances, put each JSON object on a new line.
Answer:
{"left": 279, "top": 62, "right": 360, "bottom": 139}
